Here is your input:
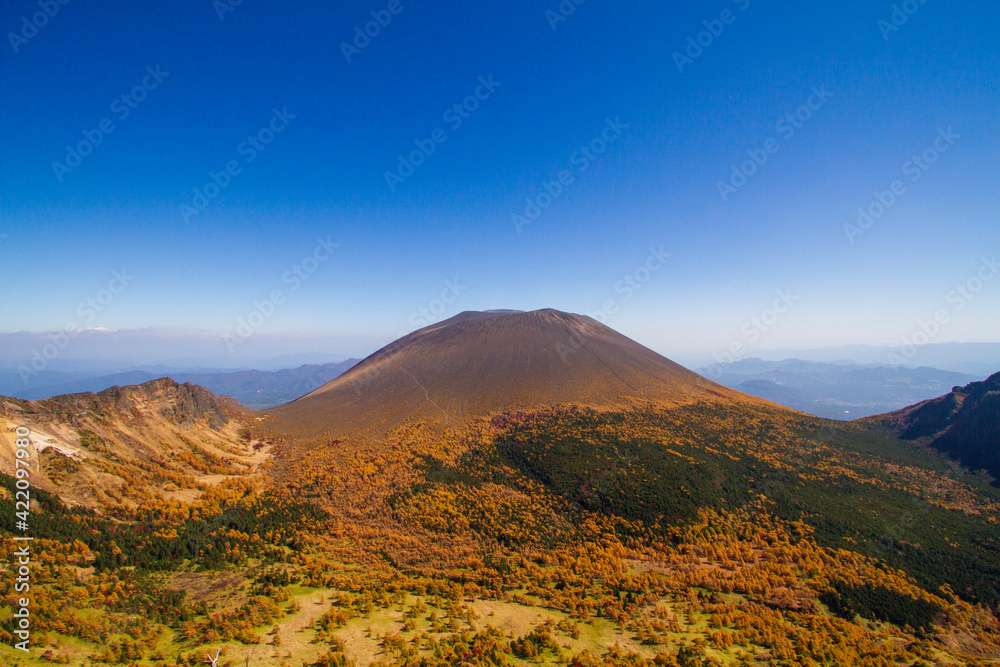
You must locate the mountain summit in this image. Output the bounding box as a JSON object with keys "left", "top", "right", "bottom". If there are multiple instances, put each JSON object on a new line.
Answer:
{"left": 266, "top": 309, "right": 746, "bottom": 439}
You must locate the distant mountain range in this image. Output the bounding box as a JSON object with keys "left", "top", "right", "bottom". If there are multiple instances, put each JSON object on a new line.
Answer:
{"left": 696, "top": 342, "right": 1000, "bottom": 377}
{"left": 696, "top": 358, "right": 984, "bottom": 419}
{"left": 3, "top": 360, "right": 359, "bottom": 409}
{"left": 3, "top": 352, "right": 989, "bottom": 420}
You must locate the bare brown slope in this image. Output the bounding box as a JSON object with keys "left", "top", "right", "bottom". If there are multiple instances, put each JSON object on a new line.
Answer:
{"left": 0, "top": 378, "right": 266, "bottom": 508}
{"left": 265, "top": 309, "right": 761, "bottom": 441}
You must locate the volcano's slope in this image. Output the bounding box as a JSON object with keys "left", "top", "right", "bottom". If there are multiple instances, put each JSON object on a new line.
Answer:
{"left": 265, "top": 309, "right": 759, "bottom": 441}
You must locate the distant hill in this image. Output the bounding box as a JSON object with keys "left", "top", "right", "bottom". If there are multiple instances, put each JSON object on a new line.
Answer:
{"left": 12, "top": 360, "right": 359, "bottom": 409}
{"left": 704, "top": 342, "right": 1000, "bottom": 376}
{"left": 178, "top": 361, "right": 359, "bottom": 409}
{"left": 697, "top": 358, "right": 981, "bottom": 419}
{"left": 865, "top": 372, "right": 1000, "bottom": 486}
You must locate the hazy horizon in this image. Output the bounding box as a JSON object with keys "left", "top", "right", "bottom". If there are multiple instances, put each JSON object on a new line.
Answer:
{"left": 2, "top": 322, "right": 999, "bottom": 378}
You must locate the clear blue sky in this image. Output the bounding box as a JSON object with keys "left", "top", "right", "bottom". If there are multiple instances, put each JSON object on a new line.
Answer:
{"left": 1, "top": 0, "right": 998, "bottom": 365}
